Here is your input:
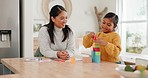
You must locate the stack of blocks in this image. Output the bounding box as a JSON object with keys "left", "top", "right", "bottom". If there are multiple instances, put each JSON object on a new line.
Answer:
{"left": 82, "top": 36, "right": 101, "bottom": 63}
{"left": 91, "top": 35, "right": 101, "bottom": 63}
{"left": 92, "top": 43, "right": 101, "bottom": 63}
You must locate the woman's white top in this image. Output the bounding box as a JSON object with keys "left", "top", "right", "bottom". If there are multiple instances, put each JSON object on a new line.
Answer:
{"left": 38, "top": 26, "right": 75, "bottom": 58}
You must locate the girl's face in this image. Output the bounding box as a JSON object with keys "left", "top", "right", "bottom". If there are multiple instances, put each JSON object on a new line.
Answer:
{"left": 100, "top": 18, "right": 114, "bottom": 33}
{"left": 52, "top": 11, "right": 68, "bottom": 28}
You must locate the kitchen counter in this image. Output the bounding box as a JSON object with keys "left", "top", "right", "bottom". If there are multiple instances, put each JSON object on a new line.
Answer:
{"left": 0, "top": 58, "right": 121, "bottom": 78}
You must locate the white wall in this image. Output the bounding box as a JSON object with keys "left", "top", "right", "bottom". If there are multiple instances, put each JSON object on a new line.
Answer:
{"left": 0, "top": 2, "right": 1, "bottom": 24}
{"left": 22, "top": 0, "right": 34, "bottom": 57}
{"left": 69, "top": 0, "right": 116, "bottom": 38}
{"left": 23, "top": 0, "right": 116, "bottom": 57}
{"left": 33, "top": 0, "right": 117, "bottom": 38}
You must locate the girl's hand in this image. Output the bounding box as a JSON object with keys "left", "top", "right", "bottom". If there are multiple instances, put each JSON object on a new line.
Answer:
{"left": 88, "top": 32, "right": 95, "bottom": 38}
{"left": 94, "top": 37, "right": 108, "bottom": 46}
{"left": 57, "top": 51, "right": 70, "bottom": 60}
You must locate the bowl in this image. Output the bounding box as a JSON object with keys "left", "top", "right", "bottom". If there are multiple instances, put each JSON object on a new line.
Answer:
{"left": 115, "top": 64, "right": 148, "bottom": 78}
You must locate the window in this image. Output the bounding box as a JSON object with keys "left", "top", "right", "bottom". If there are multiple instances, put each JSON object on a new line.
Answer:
{"left": 117, "top": 0, "right": 148, "bottom": 54}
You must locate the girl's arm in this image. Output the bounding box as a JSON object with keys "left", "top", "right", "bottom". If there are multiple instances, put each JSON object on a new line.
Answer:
{"left": 104, "top": 34, "right": 122, "bottom": 57}
{"left": 83, "top": 34, "right": 94, "bottom": 48}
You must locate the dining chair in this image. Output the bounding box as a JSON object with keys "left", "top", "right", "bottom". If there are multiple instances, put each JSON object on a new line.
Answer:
{"left": 34, "top": 48, "right": 43, "bottom": 57}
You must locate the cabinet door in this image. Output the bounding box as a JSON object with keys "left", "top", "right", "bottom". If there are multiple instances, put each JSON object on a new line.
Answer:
{"left": 3, "top": 65, "right": 12, "bottom": 75}
{"left": 0, "top": 64, "right": 3, "bottom": 75}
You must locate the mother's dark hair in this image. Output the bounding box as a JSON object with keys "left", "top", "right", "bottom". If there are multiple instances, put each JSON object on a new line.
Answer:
{"left": 44, "top": 5, "right": 72, "bottom": 44}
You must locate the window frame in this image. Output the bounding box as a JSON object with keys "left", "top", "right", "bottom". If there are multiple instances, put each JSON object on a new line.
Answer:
{"left": 116, "top": 0, "right": 148, "bottom": 55}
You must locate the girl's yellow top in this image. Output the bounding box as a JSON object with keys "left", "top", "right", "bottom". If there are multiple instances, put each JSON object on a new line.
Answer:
{"left": 83, "top": 32, "right": 121, "bottom": 62}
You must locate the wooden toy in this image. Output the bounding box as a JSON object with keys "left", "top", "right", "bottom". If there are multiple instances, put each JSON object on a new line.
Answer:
{"left": 82, "top": 57, "right": 92, "bottom": 63}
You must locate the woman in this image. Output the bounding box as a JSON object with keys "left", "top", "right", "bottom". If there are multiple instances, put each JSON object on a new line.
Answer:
{"left": 38, "top": 5, "right": 75, "bottom": 60}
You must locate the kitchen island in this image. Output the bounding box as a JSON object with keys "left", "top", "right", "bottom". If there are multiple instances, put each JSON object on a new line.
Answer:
{"left": 0, "top": 58, "right": 121, "bottom": 78}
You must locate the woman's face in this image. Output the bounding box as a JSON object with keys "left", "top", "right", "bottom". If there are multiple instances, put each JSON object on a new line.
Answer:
{"left": 52, "top": 11, "right": 68, "bottom": 28}
{"left": 100, "top": 18, "right": 114, "bottom": 33}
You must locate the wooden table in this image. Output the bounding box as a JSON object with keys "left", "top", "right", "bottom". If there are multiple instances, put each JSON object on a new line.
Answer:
{"left": 0, "top": 58, "right": 121, "bottom": 78}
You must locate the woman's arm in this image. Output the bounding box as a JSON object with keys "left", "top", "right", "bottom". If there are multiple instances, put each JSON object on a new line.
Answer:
{"left": 38, "top": 27, "right": 58, "bottom": 58}
{"left": 65, "top": 32, "right": 75, "bottom": 57}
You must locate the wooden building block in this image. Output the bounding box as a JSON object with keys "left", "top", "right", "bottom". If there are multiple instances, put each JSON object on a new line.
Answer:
{"left": 82, "top": 57, "right": 92, "bottom": 63}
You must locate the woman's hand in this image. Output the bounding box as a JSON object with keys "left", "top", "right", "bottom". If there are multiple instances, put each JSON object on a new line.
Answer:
{"left": 57, "top": 51, "right": 70, "bottom": 60}
{"left": 94, "top": 37, "right": 108, "bottom": 46}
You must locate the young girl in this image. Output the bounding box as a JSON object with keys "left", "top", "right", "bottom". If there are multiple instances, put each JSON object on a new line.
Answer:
{"left": 83, "top": 12, "right": 121, "bottom": 63}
